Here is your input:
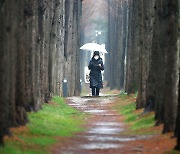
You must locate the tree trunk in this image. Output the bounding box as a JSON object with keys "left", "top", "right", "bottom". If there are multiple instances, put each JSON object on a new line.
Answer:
{"left": 49, "top": 0, "right": 65, "bottom": 96}
{"left": 136, "top": 0, "right": 155, "bottom": 109}
{"left": 0, "top": 0, "right": 27, "bottom": 144}
{"left": 144, "top": 0, "right": 167, "bottom": 124}
{"left": 64, "top": 0, "right": 81, "bottom": 96}
{"left": 125, "top": 0, "right": 140, "bottom": 94}
{"left": 107, "top": 0, "right": 117, "bottom": 89}
{"left": 0, "top": 0, "right": 82, "bottom": 144}
{"left": 107, "top": 0, "right": 127, "bottom": 90}
{"left": 163, "top": 0, "right": 179, "bottom": 133}
{"left": 175, "top": 71, "right": 180, "bottom": 149}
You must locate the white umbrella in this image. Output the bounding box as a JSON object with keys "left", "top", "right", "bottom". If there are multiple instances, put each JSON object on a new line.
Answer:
{"left": 80, "top": 43, "right": 108, "bottom": 53}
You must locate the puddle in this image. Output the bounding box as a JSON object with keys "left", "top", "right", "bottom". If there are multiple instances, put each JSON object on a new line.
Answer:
{"left": 87, "top": 127, "right": 123, "bottom": 135}
{"left": 69, "top": 105, "right": 87, "bottom": 108}
{"left": 98, "top": 114, "right": 119, "bottom": 116}
{"left": 83, "top": 135, "right": 136, "bottom": 142}
{"left": 68, "top": 103, "right": 83, "bottom": 106}
{"left": 67, "top": 97, "right": 92, "bottom": 104}
{"left": 74, "top": 106, "right": 87, "bottom": 108}
{"left": 93, "top": 122, "right": 123, "bottom": 126}
{"left": 80, "top": 143, "right": 122, "bottom": 150}
{"left": 84, "top": 109, "right": 107, "bottom": 114}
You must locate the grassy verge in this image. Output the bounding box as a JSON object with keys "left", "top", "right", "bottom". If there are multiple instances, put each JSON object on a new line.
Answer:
{"left": 115, "top": 93, "right": 159, "bottom": 135}
{"left": 115, "top": 93, "right": 180, "bottom": 153}
{"left": 0, "top": 96, "right": 86, "bottom": 154}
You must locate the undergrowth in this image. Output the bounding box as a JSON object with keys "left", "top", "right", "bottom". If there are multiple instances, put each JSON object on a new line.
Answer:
{"left": 0, "top": 96, "right": 86, "bottom": 154}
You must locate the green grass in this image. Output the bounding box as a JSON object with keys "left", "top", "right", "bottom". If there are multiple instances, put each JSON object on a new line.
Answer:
{"left": 28, "top": 96, "right": 85, "bottom": 136}
{"left": 115, "top": 98, "right": 156, "bottom": 134}
{"left": 116, "top": 101, "right": 138, "bottom": 122}
{"left": 119, "top": 91, "right": 128, "bottom": 99}
{"left": 0, "top": 96, "right": 86, "bottom": 154}
{"left": 131, "top": 114, "right": 155, "bottom": 130}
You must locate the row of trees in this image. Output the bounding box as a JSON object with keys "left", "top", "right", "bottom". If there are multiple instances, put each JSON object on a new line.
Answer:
{"left": 107, "top": 0, "right": 179, "bottom": 149}
{"left": 0, "top": 0, "right": 82, "bottom": 144}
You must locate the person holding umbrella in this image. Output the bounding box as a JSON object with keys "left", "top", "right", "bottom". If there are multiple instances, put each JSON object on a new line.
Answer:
{"left": 88, "top": 51, "right": 104, "bottom": 96}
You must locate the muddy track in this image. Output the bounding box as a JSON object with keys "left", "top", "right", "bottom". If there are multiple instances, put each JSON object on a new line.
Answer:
{"left": 50, "top": 96, "right": 150, "bottom": 154}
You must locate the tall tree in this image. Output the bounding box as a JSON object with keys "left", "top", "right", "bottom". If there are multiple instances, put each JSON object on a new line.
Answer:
{"left": 136, "top": 0, "right": 156, "bottom": 109}
{"left": 0, "top": 0, "right": 27, "bottom": 144}
{"left": 143, "top": 0, "right": 167, "bottom": 123}
{"left": 124, "top": 0, "right": 140, "bottom": 94}
{"left": 64, "top": 0, "right": 81, "bottom": 96}
{"left": 163, "top": 0, "right": 179, "bottom": 133}
{"left": 175, "top": 73, "right": 180, "bottom": 150}
{"left": 0, "top": 0, "right": 82, "bottom": 144}
{"left": 107, "top": 0, "right": 128, "bottom": 90}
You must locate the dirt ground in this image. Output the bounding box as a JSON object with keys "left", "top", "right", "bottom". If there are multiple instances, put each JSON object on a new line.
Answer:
{"left": 50, "top": 93, "right": 179, "bottom": 154}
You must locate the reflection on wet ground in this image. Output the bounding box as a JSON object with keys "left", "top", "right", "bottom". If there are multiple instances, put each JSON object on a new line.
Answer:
{"left": 79, "top": 143, "right": 121, "bottom": 150}
{"left": 55, "top": 95, "right": 151, "bottom": 154}
{"left": 87, "top": 127, "right": 123, "bottom": 135}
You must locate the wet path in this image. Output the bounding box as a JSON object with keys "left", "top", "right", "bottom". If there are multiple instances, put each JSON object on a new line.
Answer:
{"left": 51, "top": 96, "right": 147, "bottom": 154}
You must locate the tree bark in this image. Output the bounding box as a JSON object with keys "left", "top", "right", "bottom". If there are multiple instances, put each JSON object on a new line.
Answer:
{"left": 64, "top": 0, "right": 81, "bottom": 96}
{"left": 125, "top": 0, "right": 140, "bottom": 94}
{"left": 136, "top": 0, "right": 155, "bottom": 109}
{"left": 144, "top": 0, "right": 167, "bottom": 124}
{"left": 107, "top": 0, "right": 127, "bottom": 90}
{"left": 0, "top": 0, "right": 27, "bottom": 144}
{"left": 163, "top": 0, "right": 179, "bottom": 133}
{"left": 175, "top": 70, "right": 180, "bottom": 149}
{"left": 0, "top": 0, "right": 82, "bottom": 144}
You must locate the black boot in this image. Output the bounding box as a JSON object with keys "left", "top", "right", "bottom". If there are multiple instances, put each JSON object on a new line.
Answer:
{"left": 96, "top": 88, "right": 100, "bottom": 96}
{"left": 92, "top": 87, "right": 96, "bottom": 96}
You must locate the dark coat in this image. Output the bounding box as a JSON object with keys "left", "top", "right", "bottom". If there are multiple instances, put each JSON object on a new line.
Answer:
{"left": 88, "top": 57, "right": 104, "bottom": 89}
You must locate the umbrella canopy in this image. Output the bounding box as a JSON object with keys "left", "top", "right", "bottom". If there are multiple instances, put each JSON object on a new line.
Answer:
{"left": 80, "top": 43, "right": 108, "bottom": 53}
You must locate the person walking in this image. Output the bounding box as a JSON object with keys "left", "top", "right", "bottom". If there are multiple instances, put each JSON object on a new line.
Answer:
{"left": 88, "top": 51, "right": 104, "bottom": 96}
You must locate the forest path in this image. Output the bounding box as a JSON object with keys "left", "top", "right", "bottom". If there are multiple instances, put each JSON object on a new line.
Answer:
{"left": 50, "top": 95, "right": 148, "bottom": 154}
